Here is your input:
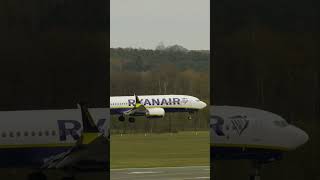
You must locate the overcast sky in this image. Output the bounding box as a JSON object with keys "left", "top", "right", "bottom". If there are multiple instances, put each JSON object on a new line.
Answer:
{"left": 111, "top": 0, "right": 210, "bottom": 50}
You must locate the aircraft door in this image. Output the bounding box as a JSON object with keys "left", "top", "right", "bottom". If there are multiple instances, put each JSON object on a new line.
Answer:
{"left": 249, "top": 115, "right": 262, "bottom": 145}
{"left": 224, "top": 119, "right": 232, "bottom": 140}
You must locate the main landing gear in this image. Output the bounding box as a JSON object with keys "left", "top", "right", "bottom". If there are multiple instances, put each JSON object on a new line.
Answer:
{"left": 188, "top": 112, "right": 194, "bottom": 120}
{"left": 249, "top": 161, "right": 263, "bottom": 180}
{"left": 118, "top": 116, "right": 125, "bottom": 122}
{"left": 118, "top": 116, "right": 135, "bottom": 123}
{"left": 128, "top": 117, "right": 135, "bottom": 123}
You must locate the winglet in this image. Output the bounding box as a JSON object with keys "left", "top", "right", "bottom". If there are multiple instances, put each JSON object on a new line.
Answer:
{"left": 77, "top": 102, "right": 100, "bottom": 144}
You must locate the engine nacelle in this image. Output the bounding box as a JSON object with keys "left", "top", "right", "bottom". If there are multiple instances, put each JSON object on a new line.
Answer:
{"left": 146, "top": 108, "right": 165, "bottom": 118}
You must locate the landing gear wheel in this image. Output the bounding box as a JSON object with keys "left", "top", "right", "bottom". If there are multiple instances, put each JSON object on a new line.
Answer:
{"left": 249, "top": 161, "right": 262, "bottom": 180}
{"left": 27, "top": 172, "right": 47, "bottom": 180}
{"left": 188, "top": 112, "right": 194, "bottom": 120}
{"left": 128, "top": 117, "right": 135, "bottom": 123}
{"left": 118, "top": 116, "right": 125, "bottom": 122}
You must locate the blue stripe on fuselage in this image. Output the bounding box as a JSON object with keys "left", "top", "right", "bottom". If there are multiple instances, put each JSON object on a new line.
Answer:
{"left": 110, "top": 107, "right": 197, "bottom": 115}
{"left": 211, "top": 146, "right": 283, "bottom": 161}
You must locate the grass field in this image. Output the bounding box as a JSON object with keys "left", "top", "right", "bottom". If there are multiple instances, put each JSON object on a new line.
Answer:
{"left": 111, "top": 131, "right": 209, "bottom": 169}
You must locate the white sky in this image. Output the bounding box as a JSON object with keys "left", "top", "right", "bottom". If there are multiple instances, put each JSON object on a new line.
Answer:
{"left": 111, "top": 0, "right": 210, "bottom": 50}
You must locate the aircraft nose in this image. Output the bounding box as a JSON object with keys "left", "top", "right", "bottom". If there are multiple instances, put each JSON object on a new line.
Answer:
{"left": 291, "top": 126, "right": 309, "bottom": 149}
{"left": 297, "top": 129, "right": 309, "bottom": 146}
{"left": 199, "top": 101, "right": 207, "bottom": 109}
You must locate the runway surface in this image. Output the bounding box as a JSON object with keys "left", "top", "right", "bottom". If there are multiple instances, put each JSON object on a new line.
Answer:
{"left": 111, "top": 166, "right": 209, "bottom": 180}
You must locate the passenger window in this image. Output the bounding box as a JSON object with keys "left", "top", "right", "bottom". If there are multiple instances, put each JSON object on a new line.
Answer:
{"left": 9, "top": 132, "right": 14, "bottom": 137}
{"left": 52, "top": 130, "right": 56, "bottom": 136}
{"left": 1, "top": 132, "right": 6, "bottom": 138}
{"left": 16, "top": 132, "right": 21, "bottom": 137}
{"left": 24, "top": 131, "right": 29, "bottom": 136}
{"left": 31, "top": 131, "right": 36, "bottom": 136}
{"left": 45, "top": 131, "right": 49, "bottom": 136}
{"left": 38, "top": 131, "right": 42, "bottom": 136}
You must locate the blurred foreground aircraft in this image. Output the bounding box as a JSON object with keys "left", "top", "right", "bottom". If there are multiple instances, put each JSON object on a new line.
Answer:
{"left": 210, "top": 106, "right": 308, "bottom": 180}
{"left": 0, "top": 104, "right": 109, "bottom": 180}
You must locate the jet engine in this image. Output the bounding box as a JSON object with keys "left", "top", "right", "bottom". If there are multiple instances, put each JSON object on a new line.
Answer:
{"left": 146, "top": 108, "right": 165, "bottom": 118}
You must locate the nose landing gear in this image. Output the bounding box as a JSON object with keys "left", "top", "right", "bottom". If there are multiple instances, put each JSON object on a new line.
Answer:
{"left": 249, "top": 161, "right": 262, "bottom": 180}
{"left": 188, "top": 111, "right": 194, "bottom": 120}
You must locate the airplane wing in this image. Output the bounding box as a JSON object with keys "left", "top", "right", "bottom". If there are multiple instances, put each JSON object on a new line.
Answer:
{"left": 122, "top": 94, "right": 147, "bottom": 116}
{"left": 42, "top": 103, "right": 109, "bottom": 171}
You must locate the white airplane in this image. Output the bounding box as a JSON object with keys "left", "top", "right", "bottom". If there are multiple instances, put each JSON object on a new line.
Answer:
{"left": 210, "top": 106, "right": 309, "bottom": 179}
{"left": 110, "top": 94, "right": 207, "bottom": 122}
{"left": 0, "top": 103, "right": 109, "bottom": 180}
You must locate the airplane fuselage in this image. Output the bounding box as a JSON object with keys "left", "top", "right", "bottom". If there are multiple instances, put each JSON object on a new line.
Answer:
{"left": 110, "top": 95, "right": 206, "bottom": 115}
{"left": 210, "top": 106, "right": 309, "bottom": 162}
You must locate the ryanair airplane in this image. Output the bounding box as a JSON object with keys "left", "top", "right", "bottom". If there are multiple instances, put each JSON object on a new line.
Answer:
{"left": 0, "top": 103, "right": 109, "bottom": 180}
{"left": 110, "top": 94, "right": 207, "bottom": 122}
{"left": 210, "top": 106, "right": 309, "bottom": 179}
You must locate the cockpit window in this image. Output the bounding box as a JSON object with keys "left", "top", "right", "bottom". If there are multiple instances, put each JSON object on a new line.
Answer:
{"left": 273, "top": 120, "right": 288, "bottom": 127}
{"left": 193, "top": 97, "right": 200, "bottom": 102}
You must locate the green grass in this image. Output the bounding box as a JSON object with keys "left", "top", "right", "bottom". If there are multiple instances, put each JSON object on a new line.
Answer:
{"left": 111, "top": 131, "right": 209, "bottom": 169}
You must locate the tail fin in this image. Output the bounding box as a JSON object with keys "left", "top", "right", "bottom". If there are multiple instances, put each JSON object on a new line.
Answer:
{"left": 77, "top": 102, "right": 100, "bottom": 144}
{"left": 134, "top": 94, "right": 141, "bottom": 104}
{"left": 134, "top": 94, "right": 142, "bottom": 108}
{"left": 77, "top": 102, "right": 99, "bottom": 133}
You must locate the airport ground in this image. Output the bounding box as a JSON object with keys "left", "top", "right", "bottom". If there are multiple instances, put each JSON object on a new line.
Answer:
{"left": 111, "top": 131, "right": 209, "bottom": 179}
{"left": 111, "top": 131, "right": 209, "bottom": 169}
{"left": 111, "top": 166, "right": 209, "bottom": 180}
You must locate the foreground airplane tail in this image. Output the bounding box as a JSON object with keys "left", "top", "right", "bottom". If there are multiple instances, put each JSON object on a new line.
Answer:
{"left": 77, "top": 103, "right": 100, "bottom": 145}
{"left": 134, "top": 94, "right": 142, "bottom": 108}
{"left": 42, "top": 103, "right": 109, "bottom": 171}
